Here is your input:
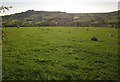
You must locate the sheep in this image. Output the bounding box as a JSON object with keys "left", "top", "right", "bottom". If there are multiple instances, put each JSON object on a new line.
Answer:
{"left": 109, "top": 34, "right": 113, "bottom": 36}
{"left": 91, "top": 37, "right": 98, "bottom": 41}
{"left": 17, "top": 26, "right": 20, "bottom": 28}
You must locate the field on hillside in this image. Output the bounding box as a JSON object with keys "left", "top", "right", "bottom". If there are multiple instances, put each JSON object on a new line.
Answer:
{"left": 2, "top": 27, "right": 119, "bottom": 80}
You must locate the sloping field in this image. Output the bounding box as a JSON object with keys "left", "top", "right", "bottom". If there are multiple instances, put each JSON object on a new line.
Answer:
{"left": 2, "top": 27, "right": 119, "bottom": 80}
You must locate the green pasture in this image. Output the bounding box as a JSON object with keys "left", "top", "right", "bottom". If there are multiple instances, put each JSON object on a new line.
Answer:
{"left": 2, "top": 27, "right": 119, "bottom": 80}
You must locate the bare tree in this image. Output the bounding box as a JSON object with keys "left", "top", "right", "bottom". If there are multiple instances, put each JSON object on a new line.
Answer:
{"left": 0, "top": 5, "right": 13, "bottom": 13}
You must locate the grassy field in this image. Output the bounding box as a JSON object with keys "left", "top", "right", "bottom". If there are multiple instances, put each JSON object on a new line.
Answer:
{"left": 0, "top": 28, "right": 2, "bottom": 81}
{"left": 2, "top": 27, "right": 119, "bottom": 80}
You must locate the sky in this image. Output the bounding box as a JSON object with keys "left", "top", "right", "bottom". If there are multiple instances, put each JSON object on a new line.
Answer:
{"left": 0, "top": 0, "right": 119, "bottom": 16}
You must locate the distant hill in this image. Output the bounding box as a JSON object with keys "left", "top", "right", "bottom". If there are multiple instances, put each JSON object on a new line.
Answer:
{"left": 1, "top": 10, "right": 119, "bottom": 27}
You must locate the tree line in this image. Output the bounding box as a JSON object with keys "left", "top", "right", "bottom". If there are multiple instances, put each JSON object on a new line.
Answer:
{"left": 1, "top": 10, "right": 119, "bottom": 28}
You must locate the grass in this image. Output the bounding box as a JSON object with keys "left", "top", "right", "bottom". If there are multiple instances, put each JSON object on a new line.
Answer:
{"left": 0, "top": 28, "right": 2, "bottom": 81}
{"left": 2, "top": 27, "right": 119, "bottom": 80}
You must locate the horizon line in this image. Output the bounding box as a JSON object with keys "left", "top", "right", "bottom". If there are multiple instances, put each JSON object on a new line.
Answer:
{"left": 1, "top": 9, "right": 119, "bottom": 16}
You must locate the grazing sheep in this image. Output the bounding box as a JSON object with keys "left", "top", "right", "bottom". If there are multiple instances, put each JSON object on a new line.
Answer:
{"left": 109, "top": 34, "right": 113, "bottom": 36}
{"left": 17, "top": 26, "right": 20, "bottom": 28}
{"left": 91, "top": 37, "right": 98, "bottom": 41}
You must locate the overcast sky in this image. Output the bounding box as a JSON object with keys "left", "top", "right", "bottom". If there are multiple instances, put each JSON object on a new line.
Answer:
{"left": 0, "top": 0, "right": 119, "bottom": 16}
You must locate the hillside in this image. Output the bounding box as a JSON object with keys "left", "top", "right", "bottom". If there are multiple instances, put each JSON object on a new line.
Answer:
{"left": 1, "top": 10, "right": 119, "bottom": 27}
